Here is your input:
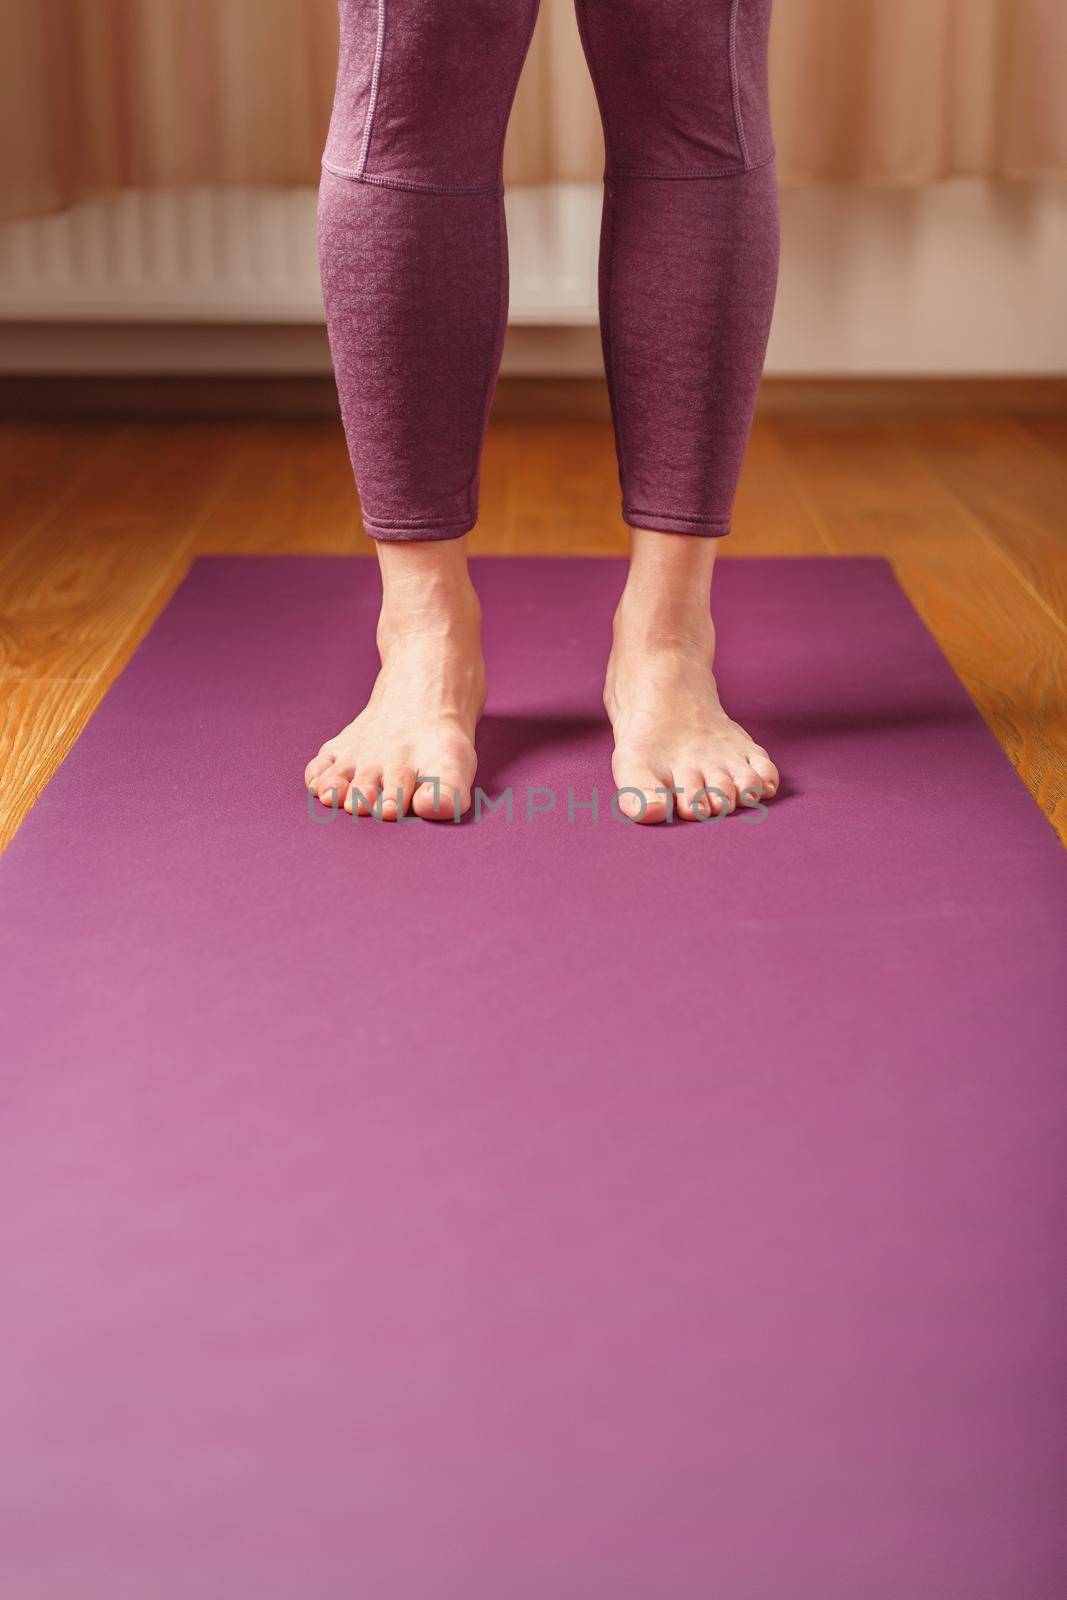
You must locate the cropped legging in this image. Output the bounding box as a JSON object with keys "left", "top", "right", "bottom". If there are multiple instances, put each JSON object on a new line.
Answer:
{"left": 318, "top": 0, "right": 779, "bottom": 542}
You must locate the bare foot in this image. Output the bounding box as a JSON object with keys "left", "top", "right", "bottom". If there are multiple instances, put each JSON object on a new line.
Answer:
{"left": 604, "top": 530, "right": 779, "bottom": 825}
{"left": 304, "top": 539, "right": 486, "bottom": 821}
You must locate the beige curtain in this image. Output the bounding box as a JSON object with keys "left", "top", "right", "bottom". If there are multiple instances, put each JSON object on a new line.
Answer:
{"left": 3, "top": 0, "right": 1065, "bottom": 220}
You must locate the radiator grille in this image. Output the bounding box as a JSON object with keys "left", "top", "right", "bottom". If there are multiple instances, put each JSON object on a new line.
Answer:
{"left": 0, "top": 186, "right": 600, "bottom": 326}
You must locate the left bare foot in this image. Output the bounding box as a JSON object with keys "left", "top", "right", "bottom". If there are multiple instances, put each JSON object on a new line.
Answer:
{"left": 604, "top": 531, "right": 779, "bottom": 824}
{"left": 304, "top": 536, "right": 485, "bottom": 821}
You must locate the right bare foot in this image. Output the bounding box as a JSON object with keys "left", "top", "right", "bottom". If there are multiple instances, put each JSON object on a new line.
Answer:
{"left": 304, "top": 539, "right": 486, "bottom": 822}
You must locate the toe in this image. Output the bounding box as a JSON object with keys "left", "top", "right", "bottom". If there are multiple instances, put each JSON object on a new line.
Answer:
{"left": 749, "top": 748, "right": 779, "bottom": 799}
{"left": 314, "top": 765, "right": 350, "bottom": 807}
{"left": 311, "top": 762, "right": 337, "bottom": 798}
{"left": 379, "top": 767, "right": 418, "bottom": 821}
{"left": 413, "top": 779, "right": 469, "bottom": 822}
{"left": 305, "top": 752, "right": 334, "bottom": 790}
{"left": 413, "top": 737, "right": 477, "bottom": 822}
{"left": 731, "top": 762, "right": 767, "bottom": 813}
{"left": 344, "top": 770, "right": 380, "bottom": 816}
{"left": 699, "top": 769, "right": 736, "bottom": 817}
{"left": 612, "top": 757, "right": 672, "bottom": 824}
{"left": 674, "top": 768, "right": 710, "bottom": 822}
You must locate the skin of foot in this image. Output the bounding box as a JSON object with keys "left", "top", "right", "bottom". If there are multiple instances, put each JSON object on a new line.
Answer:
{"left": 304, "top": 537, "right": 486, "bottom": 822}
{"left": 604, "top": 529, "right": 779, "bottom": 825}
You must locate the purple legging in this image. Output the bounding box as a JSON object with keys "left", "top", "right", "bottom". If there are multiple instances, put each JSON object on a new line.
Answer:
{"left": 318, "top": 0, "right": 778, "bottom": 542}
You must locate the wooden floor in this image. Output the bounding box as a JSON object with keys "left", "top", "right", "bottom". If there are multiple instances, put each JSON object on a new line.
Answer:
{"left": 1, "top": 407, "right": 1066, "bottom": 849}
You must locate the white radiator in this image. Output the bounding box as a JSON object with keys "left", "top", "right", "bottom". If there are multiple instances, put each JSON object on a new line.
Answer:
{"left": 3, "top": 181, "right": 1064, "bottom": 375}
{"left": 0, "top": 185, "right": 600, "bottom": 327}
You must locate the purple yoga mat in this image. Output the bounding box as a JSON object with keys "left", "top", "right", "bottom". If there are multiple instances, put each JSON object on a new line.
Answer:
{"left": 2, "top": 557, "right": 1065, "bottom": 1598}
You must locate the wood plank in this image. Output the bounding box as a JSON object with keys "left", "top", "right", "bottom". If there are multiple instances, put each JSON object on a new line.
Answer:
{"left": 892, "top": 552, "right": 1067, "bottom": 840}
{"left": 473, "top": 422, "right": 520, "bottom": 552}
{"left": 0, "top": 678, "right": 99, "bottom": 852}
{"left": 902, "top": 417, "right": 1067, "bottom": 631}
{"left": 774, "top": 417, "right": 1067, "bottom": 841}
{"left": 1019, "top": 415, "right": 1067, "bottom": 466}
{"left": 771, "top": 418, "right": 977, "bottom": 554}
{"left": 192, "top": 422, "right": 367, "bottom": 555}
{"left": 0, "top": 423, "right": 116, "bottom": 553}
{"left": 0, "top": 423, "right": 234, "bottom": 682}
{"left": 477, "top": 421, "right": 627, "bottom": 554}
{"left": 728, "top": 420, "right": 834, "bottom": 556}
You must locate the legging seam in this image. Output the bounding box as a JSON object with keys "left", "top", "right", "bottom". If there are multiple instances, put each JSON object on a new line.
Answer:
{"left": 322, "top": 159, "right": 502, "bottom": 197}
{"left": 728, "top": 0, "right": 752, "bottom": 169}
{"left": 572, "top": 0, "right": 628, "bottom": 495}
{"left": 356, "top": 0, "right": 387, "bottom": 176}
{"left": 609, "top": 151, "right": 775, "bottom": 183}
{"left": 606, "top": 183, "right": 630, "bottom": 496}
{"left": 465, "top": 0, "right": 540, "bottom": 523}
{"left": 467, "top": 192, "right": 504, "bottom": 522}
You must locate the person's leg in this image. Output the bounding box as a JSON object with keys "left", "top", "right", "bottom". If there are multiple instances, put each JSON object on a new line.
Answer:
{"left": 576, "top": 0, "right": 781, "bottom": 822}
{"left": 308, "top": 0, "right": 539, "bottom": 819}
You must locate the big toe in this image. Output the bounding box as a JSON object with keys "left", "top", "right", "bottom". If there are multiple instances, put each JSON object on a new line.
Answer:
{"left": 612, "top": 758, "right": 672, "bottom": 824}
{"left": 413, "top": 779, "right": 470, "bottom": 822}
{"left": 314, "top": 766, "right": 350, "bottom": 807}
{"left": 305, "top": 752, "right": 334, "bottom": 790}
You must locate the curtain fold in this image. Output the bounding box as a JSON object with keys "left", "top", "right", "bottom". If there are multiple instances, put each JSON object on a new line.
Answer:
{"left": 3, "top": 0, "right": 1064, "bottom": 220}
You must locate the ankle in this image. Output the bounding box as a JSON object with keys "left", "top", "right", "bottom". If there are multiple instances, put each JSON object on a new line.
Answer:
{"left": 377, "top": 593, "right": 482, "bottom": 674}
{"left": 612, "top": 584, "right": 714, "bottom": 658}
{"left": 376, "top": 536, "right": 482, "bottom": 644}
{"left": 615, "top": 527, "right": 717, "bottom": 653}
{"left": 379, "top": 576, "right": 480, "bottom": 630}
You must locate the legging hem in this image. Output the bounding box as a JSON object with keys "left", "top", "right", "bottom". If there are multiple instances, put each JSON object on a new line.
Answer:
{"left": 361, "top": 517, "right": 475, "bottom": 543}
{"left": 625, "top": 508, "right": 732, "bottom": 538}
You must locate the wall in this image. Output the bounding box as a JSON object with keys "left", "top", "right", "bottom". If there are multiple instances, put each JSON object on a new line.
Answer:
{"left": 770, "top": 179, "right": 1067, "bottom": 374}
